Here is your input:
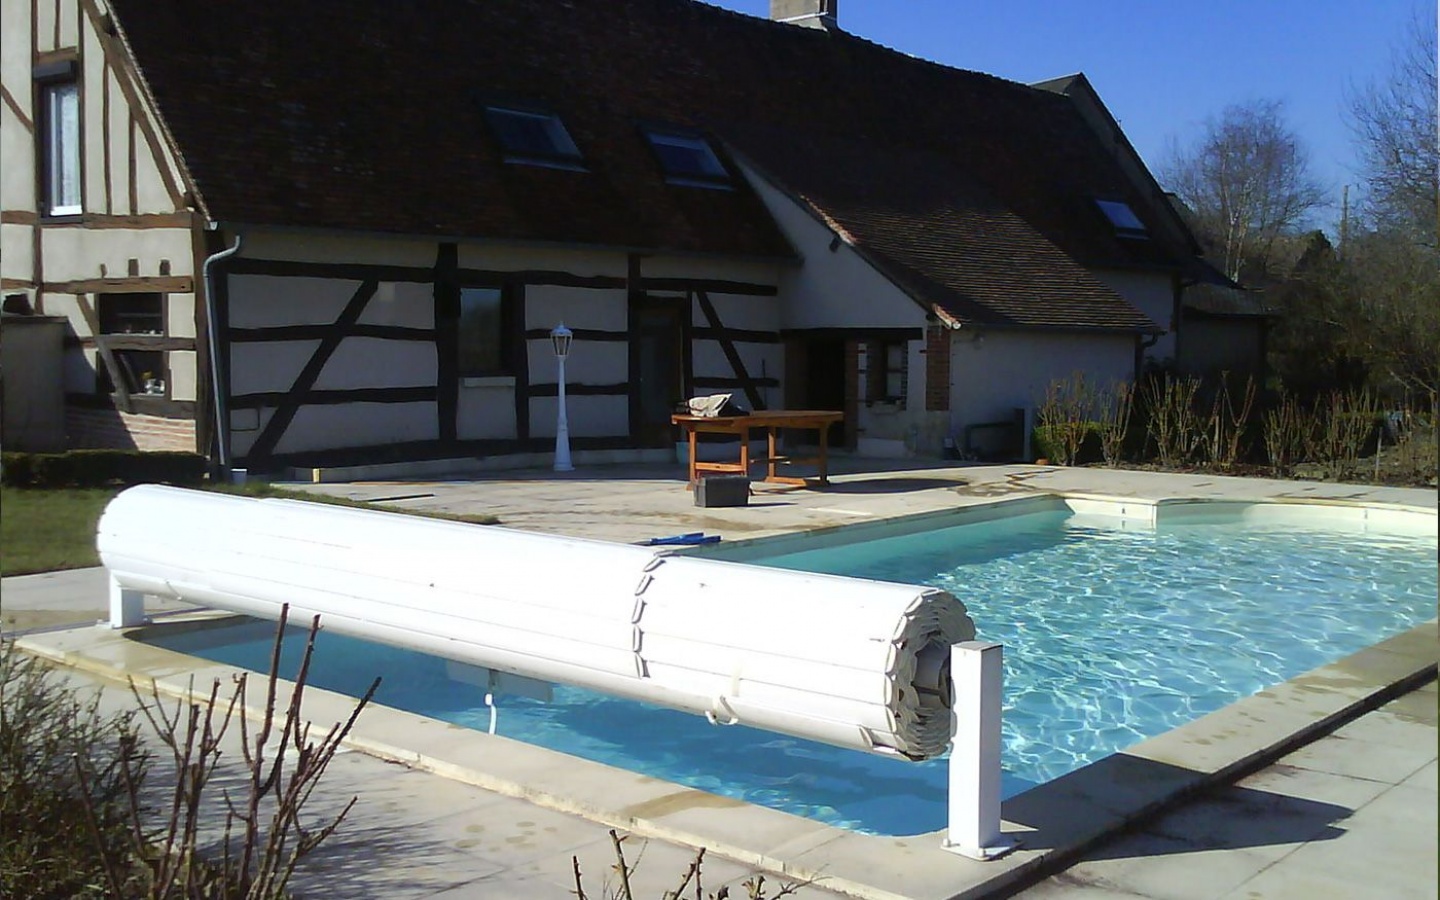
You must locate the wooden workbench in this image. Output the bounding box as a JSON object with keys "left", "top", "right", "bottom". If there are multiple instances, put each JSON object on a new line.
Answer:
{"left": 671, "top": 410, "right": 844, "bottom": 486}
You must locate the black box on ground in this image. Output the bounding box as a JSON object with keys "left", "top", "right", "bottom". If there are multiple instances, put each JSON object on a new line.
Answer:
{"left": 694, "top": 475, "right": 750, "bottom": 507}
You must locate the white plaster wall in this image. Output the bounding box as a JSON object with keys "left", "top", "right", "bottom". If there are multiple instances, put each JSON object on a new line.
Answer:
{"left": 242, "top": 232, "right": 439, "bottom": 271}
{"left": 525, "top": 286, "right": 627, "bottom": 331}
{"left": 41, "top": 228, "right": 194, "bottom": 280}
{"left": 1097, "top": 269, "right": 1174, "bottom": 362}
{"left": 691, "top": 341, "right": 780, "bottom": 386}
{"left": 947, "top": 330, "right": 1135, "bottom": 436}
{"left": 108, "top": 74, "right": 132, "bottom": 210}
{"left": 531, "top": 394, "right": 628, "bottom": 439}
{"left": 230, "top": 341, "right": 318, "bottom": 395}
{"left": 356, "top": 281, "right": 433, "bottom": 327}
{"left": 133, "top": 136, "right": 174, "bottom": 214}
{"left": 740, "top": 163, "right": 927, "bottom": 331}
{"left": 165, "top": 292, "right": 197, "bottom": 339}
{"left": 643, "top": 254, "right": 783, "bottom": 284}
{"left": 531, "top": 339, "right": 626, "bottom": 386}
{"left": 694, "top": 291, "right": 780, "bottom": 332}
{"left": 82, "top": 24, "right": 106, "bottom": 212}
{"left": 242, "top": 402, "right": 440, "bottom": 456}
{"left": 0, "top": 0, "right": 35, "bottom": 215}
{"left": 169, "top": 349, "right": 197, "bottom": 401}
{"left": 459, "top": 244, "right": 626, "bottom": 279}
{"left": 39, "top": 293, "right": 90, "bottom": 337}
{"left": 0, "top": 225, "right": 34, "bottom": 282}
{"left": 228, "top": 275, "right": 360, "bottom": 327}
{"left": 457, "top": 386, "right": 516, "bottom": 440}
{"left": 313, "top": 338, "right": 437, "bottom": 390}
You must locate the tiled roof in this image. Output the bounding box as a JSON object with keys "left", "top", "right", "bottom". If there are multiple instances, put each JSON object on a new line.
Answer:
{"left": 109, "top": 0, "right": 1183, "bottom": 329}
{"left": 728, "top": 125, "right": 1160, "bottom": 331}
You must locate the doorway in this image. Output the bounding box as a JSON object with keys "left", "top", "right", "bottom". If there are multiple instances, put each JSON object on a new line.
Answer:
{"left": 632, "top": 296, "right": 686, "bottom": 446}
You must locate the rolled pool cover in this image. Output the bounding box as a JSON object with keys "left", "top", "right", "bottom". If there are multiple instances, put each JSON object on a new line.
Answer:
{"left": 98, "top": 485, "right": 974, "bottom": 760}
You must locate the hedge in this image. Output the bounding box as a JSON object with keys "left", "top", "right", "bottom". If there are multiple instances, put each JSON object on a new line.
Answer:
{"left": 0, "top": 450, "right": 207, "bottom": 488}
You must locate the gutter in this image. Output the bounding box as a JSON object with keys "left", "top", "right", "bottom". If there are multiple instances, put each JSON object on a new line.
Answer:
{"left": 201, "top": 232, "right": 242, "bottom": 472}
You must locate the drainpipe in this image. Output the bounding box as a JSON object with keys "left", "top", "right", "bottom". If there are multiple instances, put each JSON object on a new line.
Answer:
{"left": 202, "top": 233, "right": 242, "bottom": 472}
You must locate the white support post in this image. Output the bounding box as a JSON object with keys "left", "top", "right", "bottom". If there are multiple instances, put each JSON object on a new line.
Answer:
{"left": 944, "top": 641, "right": 1018, "bottom": 860}
{"left": 109, "top": 575, "right": 146, "bottom": 628}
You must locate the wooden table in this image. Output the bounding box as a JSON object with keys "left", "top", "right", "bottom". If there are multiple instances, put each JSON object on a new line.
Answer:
{"left": 672, "top": 410, "right": 844, "bottom": 487}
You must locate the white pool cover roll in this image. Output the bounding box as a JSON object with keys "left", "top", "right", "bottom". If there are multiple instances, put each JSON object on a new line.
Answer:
{"left": 99, "top": 485, "right": 975, "bottom": 760}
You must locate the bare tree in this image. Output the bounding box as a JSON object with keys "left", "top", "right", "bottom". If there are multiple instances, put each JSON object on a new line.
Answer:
{"left": 1347, "top": 8, "right": 1438, "bottom": 243}
{"left": 1162, "top": 99, "right": 1326, "bottom": 282}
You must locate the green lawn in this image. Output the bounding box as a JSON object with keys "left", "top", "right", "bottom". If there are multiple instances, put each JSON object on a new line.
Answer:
{"left": 0, "top": 487, "right": 119, "bottom": 576}
{"left": 1, "top": 484, "right": 497, "bottom": 577}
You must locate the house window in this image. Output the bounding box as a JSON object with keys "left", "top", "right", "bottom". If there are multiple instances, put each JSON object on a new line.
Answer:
{"left": 96, "top": 293, "right": 167, "bottom": 396}
{"left": 865, "top": 340, "right": 907, "bottom": 404}
{"left": 483, "top": 106, "right": 583, "bottom": 167}
{"left": 40, "top": 78, "right": 81, "bottom": 216}
{"left": 457, "top": 287, "right": 509, "bottom": 375}
{"left": 99, "top": 293, "right": 162, "bottom": 335}
{"left": 1096, "top": 199, "right": 1148, "bottom": 239}
{"left": 643, "top": 129, "right": 730, "bottom": 187}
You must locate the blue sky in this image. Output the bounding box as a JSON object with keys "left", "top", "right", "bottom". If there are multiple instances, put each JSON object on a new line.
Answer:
{"left": 707, "top": 1, "right": 1427, "bottom": 225}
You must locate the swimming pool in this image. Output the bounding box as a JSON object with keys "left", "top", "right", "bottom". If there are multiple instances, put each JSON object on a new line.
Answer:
{"left": 145, "top": 500, "right": 1437, "bottom": 836}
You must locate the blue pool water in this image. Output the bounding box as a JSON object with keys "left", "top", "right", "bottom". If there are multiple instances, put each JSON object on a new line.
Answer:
{"left": 146, "top": 508, "right": 1437, "bottom": 836}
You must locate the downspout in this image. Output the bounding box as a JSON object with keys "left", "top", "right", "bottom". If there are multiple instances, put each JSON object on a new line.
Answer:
{"left": 202, "top": 233, "right": 242, "bottom": 472}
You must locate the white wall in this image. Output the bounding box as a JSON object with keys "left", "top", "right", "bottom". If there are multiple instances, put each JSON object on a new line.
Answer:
{"left": 740, "top": 162, "right": 927, "bottom": 331}
{"left": 1097, "top": 269, "right": 1174, "bottom": 364}
{"left": 947, "top": 329, "right": 1136, "bottom": 446}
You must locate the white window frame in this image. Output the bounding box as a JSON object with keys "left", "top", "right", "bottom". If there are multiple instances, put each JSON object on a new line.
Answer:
{"left": 41, "top": 79, "right": 81, "bottom": 216}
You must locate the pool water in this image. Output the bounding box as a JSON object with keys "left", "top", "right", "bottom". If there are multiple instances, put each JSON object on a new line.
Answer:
{"left": 147, "top": 508, "right": 1437, "bottom": 836}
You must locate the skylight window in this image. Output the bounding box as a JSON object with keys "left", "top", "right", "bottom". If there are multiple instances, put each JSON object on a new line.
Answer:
{"left": 484, "top": 107, "right": 582, "bottom": 167}
{"left": 1096, "top": 199, "right": 1149, "bottom": 238}
{"left": 643, "top": 129, "right": 730, "bottom": 187}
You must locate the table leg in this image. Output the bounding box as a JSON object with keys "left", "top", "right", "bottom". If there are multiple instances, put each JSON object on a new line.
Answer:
{"left": 687, "top": 427, "right": 699, "bottom": 485}
{"left": 767, "top": 426, "right": 779, "bottom": 481}
{"left": 739, "top": 425, "right": 751, "bottom": 477}
{"left": 817, "top": 422, "right": 830, "bottom": 484}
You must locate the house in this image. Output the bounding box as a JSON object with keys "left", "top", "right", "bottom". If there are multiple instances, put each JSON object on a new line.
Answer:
{"left": 1, "top": 0, "right": 1211, "bottom": 472}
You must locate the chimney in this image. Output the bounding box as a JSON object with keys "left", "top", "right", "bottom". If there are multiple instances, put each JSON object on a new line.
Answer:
{"left": 770, "top": 0, "right": 839, "bottom": 30}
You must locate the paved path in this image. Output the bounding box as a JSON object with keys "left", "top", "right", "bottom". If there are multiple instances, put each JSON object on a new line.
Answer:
{"left": 1018, "top": 680, "right": 1437, "bottom": 900}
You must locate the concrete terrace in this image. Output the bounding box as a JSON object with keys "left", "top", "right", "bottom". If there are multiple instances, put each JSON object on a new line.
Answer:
{"left": 3, "top": 461, "right": 1436, "bottom": 899}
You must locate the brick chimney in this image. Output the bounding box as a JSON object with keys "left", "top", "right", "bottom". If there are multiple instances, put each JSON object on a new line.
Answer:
{"left": 770, "top": 0, "right": 839, "bottom": 30}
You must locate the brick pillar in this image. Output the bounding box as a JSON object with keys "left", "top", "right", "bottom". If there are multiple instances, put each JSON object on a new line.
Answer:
{"left": 925, "top": 325, "right": 951, "bottom": 412}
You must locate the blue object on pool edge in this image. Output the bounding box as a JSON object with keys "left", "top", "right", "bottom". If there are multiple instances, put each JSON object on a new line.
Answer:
{"left": 644, "top": 532, "right": 722, "bottom": 546}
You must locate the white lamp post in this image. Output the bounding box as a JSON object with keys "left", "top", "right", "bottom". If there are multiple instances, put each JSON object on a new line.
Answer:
{"left": 551, "top": 322, "right": 574, "bottom": 472}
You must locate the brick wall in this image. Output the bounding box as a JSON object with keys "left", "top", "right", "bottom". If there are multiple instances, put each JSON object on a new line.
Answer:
{"left": 66, "top": 407, "right": 198, "bottom": 452}
{"left": 925, "top": 324, "right": 950, "bottom": 412}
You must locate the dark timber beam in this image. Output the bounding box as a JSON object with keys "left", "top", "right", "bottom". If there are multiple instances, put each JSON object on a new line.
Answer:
{"left": 434, "top": 244, "right": 460, "bottom": 443}
{"left": 695, "top": 290, "right": 765, "bottom": 411}
{"left": 244, "top": 279, "right": 379, "bottom": 462}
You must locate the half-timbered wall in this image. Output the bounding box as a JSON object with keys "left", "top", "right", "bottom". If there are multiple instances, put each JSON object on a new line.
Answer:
{"left": 217, "top": 232, "right": 785, "bottom": 466}
{"left": 1, "top": 0, "right": 201, "bottom": 452}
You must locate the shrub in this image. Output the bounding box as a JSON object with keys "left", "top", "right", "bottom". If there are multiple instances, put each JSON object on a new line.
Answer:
{"left": 1, "top": 450, "right": 206, "bottom": 488}
{"left": 1032, "top": 423, "right": 1105, "bottom": 465}
{"left": 1, "top": 641, "right": 147, "bottom": 899}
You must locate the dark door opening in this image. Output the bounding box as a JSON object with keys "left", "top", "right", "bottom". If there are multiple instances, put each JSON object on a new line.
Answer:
{"left": 633, "top": 297, "right": 685, "bottom": 447}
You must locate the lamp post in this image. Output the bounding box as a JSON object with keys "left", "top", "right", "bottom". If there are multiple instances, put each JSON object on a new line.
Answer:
{"left": 550, "top": 322, "right": 574, "bottom": 472}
